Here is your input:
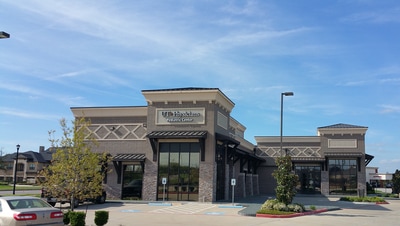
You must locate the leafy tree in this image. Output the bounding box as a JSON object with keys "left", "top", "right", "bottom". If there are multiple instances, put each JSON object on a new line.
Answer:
{"left": 272, "top": 155, "right": 298, "bottom": 205}
{"left": 392, "top": 169, "right": 400, "bottom": 194}
{"left": 39, "top": 117, "right": 110, "bottom": 211}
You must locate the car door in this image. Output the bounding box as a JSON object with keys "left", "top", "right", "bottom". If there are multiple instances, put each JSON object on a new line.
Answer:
{"left": 0, "top": 200, "right": 12, "bottom": 226}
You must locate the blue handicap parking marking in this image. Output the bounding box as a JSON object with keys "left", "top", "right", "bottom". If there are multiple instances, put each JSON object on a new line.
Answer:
{"left": 218, "top": 205, "right": 243, "bottom": 208}
{"left": 205, "top": 212, "right": 225, "bottom": 215}
{"left": 121, "top": 209, "right": 141, "bottom": 213}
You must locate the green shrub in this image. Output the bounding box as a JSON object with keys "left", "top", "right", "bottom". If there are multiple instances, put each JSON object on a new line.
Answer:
{"left": 258, "top": 198, "right": 305, "bottom": 214}
{"left": 94, "top": 210, "right": 109, "bottom": 226}
{"left": 260, "top": 199, "right": 279, "bottom": 210}
{"left": 63, "top": 210, "right": 71, "bottom": 225}
{"left": 69, "top": 211, "right": 86, "bottom": 226}
{"left": 309, "top": 205, "right": 316, "bottom": 210}
{"left": 339, "top": 196, "right": 385, "bottom": 203}
{"left": 273, "top": 202, "right": 288, "bottom": 211}
{"left": 287, "top": 203, "right": 305, "bottom": 213}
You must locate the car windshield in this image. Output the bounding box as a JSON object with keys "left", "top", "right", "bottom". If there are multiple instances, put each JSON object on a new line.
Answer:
{"left": 127, "top": 180, "right": 142, "bottom": 186}
{"left": 8, "top": 198, "right": 52, "bottom": 209}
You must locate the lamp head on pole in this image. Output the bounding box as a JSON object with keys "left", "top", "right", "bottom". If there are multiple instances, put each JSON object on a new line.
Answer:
{"left": 16, "top": 144, "right": 20, "bottom": 150}
{"left": 282, "top": 92, "right": 294, "bottom": 97}
{"left": 0, "top": 31, "right": 10, "bottom": 39}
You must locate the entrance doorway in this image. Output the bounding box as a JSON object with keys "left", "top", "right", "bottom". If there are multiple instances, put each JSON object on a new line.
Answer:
{"left": 294, "top": 164, "right": 321, "bottom": 194}
{"left": 157, "top": 142, "right": 200, "bottom": 201}
{"left": 121, "top": 164, "right": 143, "bottom": 199}
{"left": 216, "top": 143, "right": 225, "bottom": 201}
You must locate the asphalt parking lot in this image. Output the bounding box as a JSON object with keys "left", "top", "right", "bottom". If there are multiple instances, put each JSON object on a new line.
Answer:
{"left": 59, "top": 195, "right": 400, "bottom": 226}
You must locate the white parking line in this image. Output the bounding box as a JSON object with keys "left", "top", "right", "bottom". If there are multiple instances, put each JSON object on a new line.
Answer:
{"left": 150, "top": 203, "right": 217, "bottom": 214}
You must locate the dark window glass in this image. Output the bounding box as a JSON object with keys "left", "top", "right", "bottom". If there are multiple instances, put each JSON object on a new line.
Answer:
{"left": 328, "top": 159, "right": 358, "bottom": 195}
{"left": 294, "top": 165, "right": 321, "bottom": 194}
{"left": 157, "top": 142, "right": 200, "bottom": 201}
{"left": 122, "top": 164, "right": 143, "bottom": 199}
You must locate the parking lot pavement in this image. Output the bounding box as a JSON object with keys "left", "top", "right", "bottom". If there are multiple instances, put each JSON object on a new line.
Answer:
{"left": 60, "top": 197, "right": 400, "bottom": 226}
{"left": 71, "top": 202, "right": 246, "bottom": 226}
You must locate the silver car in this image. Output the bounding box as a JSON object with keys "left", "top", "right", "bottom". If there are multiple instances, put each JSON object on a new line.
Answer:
{"left": 0, "top": 196, "right": 63, "bottom": 226}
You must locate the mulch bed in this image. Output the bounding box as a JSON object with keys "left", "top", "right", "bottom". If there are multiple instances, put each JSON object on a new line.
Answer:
{"left": 256, "top": 209, "right": 328, "bottom": 218}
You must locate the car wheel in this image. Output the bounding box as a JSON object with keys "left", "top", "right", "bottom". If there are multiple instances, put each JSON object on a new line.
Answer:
{"left": 95, "top": 192, "right": 106, "bottom": 204}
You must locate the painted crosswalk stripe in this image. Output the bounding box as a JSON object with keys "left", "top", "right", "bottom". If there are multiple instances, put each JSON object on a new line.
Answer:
{"left": 150, "top": 203, "right": 217, "bottom": 214}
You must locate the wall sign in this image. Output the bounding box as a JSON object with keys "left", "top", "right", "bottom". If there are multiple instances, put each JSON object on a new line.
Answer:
{"left": 156, "top": 108, "right": 205, "bottom": 125}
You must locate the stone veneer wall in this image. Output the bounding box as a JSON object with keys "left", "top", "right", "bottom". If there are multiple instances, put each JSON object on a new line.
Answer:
{"left": 224, "top": 164, "right": 230, "bottom": 200}
{"left": 142, "top": 160, "right": 158, "bottom": 201}
{"left": 258, "top": 166, "right": 277, "bottom": 194}
{"left": 245, "top": 174, "right": 253, "bottom": 196}
{"left": 199, "top": 161, "right": 214, "bottom": 202}
{"left": 320, "top": 171, "right": 329, "bottom": 195}
{"left": 103, "top": 184, "right": 121, "bottom": 200}
{"left": 237, "top": 173, "right": 245, "bottom": 198}
{"left": 357, "top": 171, "right": 367, "bottom": 196}
{"left": 252, "top": 174, "right": 259, "bottom": 195}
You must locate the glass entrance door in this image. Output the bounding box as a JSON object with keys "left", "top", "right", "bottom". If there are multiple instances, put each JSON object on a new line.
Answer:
{"left": 122, "top": 164, "right": 143, "bottom": 199}
{"left": 157, "top": 142, "right": 200, "bottom": 201}
{"left": 216, "top": 143, "right": 225, "bottom": 201}
{"left": 294, "top": 165, "right": 321, "bottom": 194}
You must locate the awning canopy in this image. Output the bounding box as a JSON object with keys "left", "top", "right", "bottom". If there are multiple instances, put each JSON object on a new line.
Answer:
{"left": 325, "top": 152, "right": 374, "bottom": 167}
{"left": 365, "top": 153, "right": 374, "bottom": 166}
{"left": 324, "top": 152, "right": 364, "bottom": 157}
{"left": 291, "top": 157, "right": 325, "bottom": 162}
{"left": 112, "top": 154, "right": 146, "bottom": 185}
{"left": 113, "top": 153, "right": 146, "bottom": 162}
{"left": 234, "top": 148, "right": 265, "bottom": 162}
{"left": 147, "top": 131, "right": 207, "bottom": 139}
{"left": 215, "top": 133, "right": 240, "bottom": 146}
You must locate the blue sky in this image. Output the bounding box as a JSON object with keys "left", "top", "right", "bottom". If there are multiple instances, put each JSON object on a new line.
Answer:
{"left": 1, "top": 1, "right": 399, "bottom": 173}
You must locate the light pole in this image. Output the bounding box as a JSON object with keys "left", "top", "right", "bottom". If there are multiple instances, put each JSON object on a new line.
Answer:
{"left": 280, "top": 92, "right": 294, "bottom": 156}
{"left": 13, "top": 144, "right": 20, "bottom": 195}
{"left": 0, "top": 31, "right": 10, "bottom": 39}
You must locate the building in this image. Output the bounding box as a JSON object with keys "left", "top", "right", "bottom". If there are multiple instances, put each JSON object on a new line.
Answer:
{"left": 255, "top": 123, "right": 373, "bottom": 196}
{"left": 70, "top": 87, "right": 373, "bottom": 201}
{"left": 0, "top": 146, "right": 54, "bottom": 184}
{"left": 366, "top": 167, "right": 393, "bottom": 188}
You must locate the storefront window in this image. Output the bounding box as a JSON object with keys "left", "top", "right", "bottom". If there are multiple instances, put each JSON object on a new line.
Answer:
{"left": 329, "top": 159, "right": 357, "bottom": 195}
{"left": 158, "top": 142, "right": 200, "bottom": 201}
{"left": 122, "top": 164, "right": 143, "bottom": 199}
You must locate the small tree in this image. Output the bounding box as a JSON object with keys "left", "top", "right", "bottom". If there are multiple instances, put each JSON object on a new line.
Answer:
{"left": 272, "top": 155, "right": 298, "bottom": 205}
{"left": 392, "top": 169, "right": 400, "bottom": 194}
{"left": 39, "top": 117, "right": 110, "bottom": 211}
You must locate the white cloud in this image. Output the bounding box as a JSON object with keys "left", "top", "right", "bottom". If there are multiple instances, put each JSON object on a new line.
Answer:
{"left": 0, "top": 107, "right": 59, "bottom": 120}
{"left": 379, "top": 105, "right": 400, "bottom": 114}
{"left": 221, "top": 0, "right": 263, "bottom": 17}
{"left": 0, "top": 82, "right": 45, "bottom": 97}
{"left": 343, "top": 7, "right": 400, "bottom": 24}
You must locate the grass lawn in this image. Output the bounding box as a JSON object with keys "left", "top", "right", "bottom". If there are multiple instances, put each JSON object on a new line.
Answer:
{"left": 0, "top": 184, "right": 41, "bottom": 191}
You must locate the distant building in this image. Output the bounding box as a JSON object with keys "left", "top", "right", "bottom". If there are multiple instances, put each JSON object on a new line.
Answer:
{"left": 366, "top": 167, "right": 393, "bottom": 188}
{"left": 70, "top": 87, "right": 374, "bottom": 201}
{"left": 0, "top": 146, "right": 54, "bottom": 184}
